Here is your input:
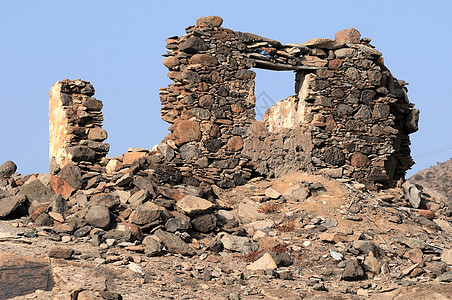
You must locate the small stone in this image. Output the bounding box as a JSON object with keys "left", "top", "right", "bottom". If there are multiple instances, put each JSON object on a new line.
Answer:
{"left": 265, "top": 188, "right": 281, "bottom": 199}
{"left": 129, "top": 202, "right": 162, "bottom": 225}
{"left": 191, "top": 213, "right": 217, "bottom": 233}
{"left": 176, "top": 195, "right": 214, "bottom": 215}
{"left": 282, "top": 184, "right": 308, "bottom": 202}
{"left": 196, "top": 16, "right": 223, "bottom": 28}
{"left": 402, "top": 181, "right": 422, "bottom": 209}
{"left": 154, "top": 229, "right": 196, "bottom": 256}
{"left": 61, "top": 236, "right": 71, "bottom": 243}
{"left": 128, "top": 190, "right": 151, "bottom": 205}
{"left": 106, "top": 159, "right": 123, "bottom": 174}
{"left": 247, "top": 253, "right": 277, "bottom": 271}
{"left": 189, "top": 54, "right": 218, "bottom": 67}
{"left": 341, "top": 260, "right": 364, "bottom": 280}
{"left": 0, "top": 161, "right": 17, "bottom": 178}
{"left": 85, "top": 205, "right": 110, "bottom": 229}
{"left": 352, "top": 240, "right": 376, "bottom": 255}
{"left": 48, "top": 246, "right": 73, "bottom": 259}
{"left": 350, "top": 152, "right": 370, "bottom": 167}
{"left": 173, "top": 120, "right": 201, "bottom": 145}
{"left": 220, "top": 234, "right": 250, "bottom": 252}
{"left": 165, "top": 217, "right": 191, "bottom": 232}
{"left": 49, "top": 175, "right": 74, "bottom": 199}
{"left": 335, "top": 28, "right": 361, "bottom": 43}
{"left": 88, "top": 127, "right": 108, "bottom": 141}
{"left": 227, "top": 136, "right": 244, "bottom": 151}
{"left": 179, "top": 36, "right": 207, "bottom": 54}
{"left": 441, "top": 248, "right": 452, "bottom": 265}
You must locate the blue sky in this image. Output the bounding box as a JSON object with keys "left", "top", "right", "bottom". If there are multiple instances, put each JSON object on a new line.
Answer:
{"left": 0, "top": 1, "right": 451, "bottom": 177}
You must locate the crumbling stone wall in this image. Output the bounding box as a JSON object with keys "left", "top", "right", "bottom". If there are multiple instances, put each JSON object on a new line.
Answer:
{"left": 160, "top": 17, "right": 419, "bottom": 187}
{"left": 49, "top": 79, "right": 109, "bottom": 175}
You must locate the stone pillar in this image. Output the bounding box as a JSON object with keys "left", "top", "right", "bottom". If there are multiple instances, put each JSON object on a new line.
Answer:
{"left": 49, "top": 79, "right": 109, "bottom": 174}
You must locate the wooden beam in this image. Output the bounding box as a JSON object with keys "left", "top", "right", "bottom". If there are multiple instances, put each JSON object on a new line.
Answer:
{"left": 252, "top": 59, "right": 326, "bottom": 71}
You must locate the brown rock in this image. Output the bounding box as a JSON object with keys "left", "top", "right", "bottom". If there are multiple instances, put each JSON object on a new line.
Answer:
{"left": 300, "top": 55, "right": 328, "bottom": 67}
{"left": 417, "top": 209, "right": 435, "bottom": 220}
{"left": 162, "top": 56, "right": 180, "bottom": 69}
{"left": 85, "top": 205, "right": 110, "bottom": 229}
{"left": 123, "top": 152, "right": 147, "bottom": 165}
{"left": 328, "top": 58, "right": 343, "bottom": 69}
{"left": 49, "top": 175, "right": 74, "bottom": 199}
{"left": 227, "top": 136, "right": 244, "bottom": 151}
{"left": 189, "top": 54, "right": 218, "bottom": 67}
{"left": 350, "top": 152, "right": 370, "bottom": 167}
{"left": 173, "top": 120, "right": 201, "bottom": 145}
{"left": 58, "top": 163, "right": 82, "bottom": 189}
{"left": 302, "top": 38, "right": 346, "bottom": 50}
{"left": 0, "top": 160, "right": 17, "bottom": 179}
{"left": 335, "top": 28, "right": 361, "bottom": 43}
{"left": 196, "top": 16, "right": 223, "bottom": 28}
{"left": 88, "top": 127, "right": 108, "bottom": 141}
{"left": 199, "top": 95, "right": 214, "bottom": 108}
{"left": 48, "top": 246, "right": 73, "bottom": 259}
{"left": 406, "top": 248, "right": 424, "bottom": 266}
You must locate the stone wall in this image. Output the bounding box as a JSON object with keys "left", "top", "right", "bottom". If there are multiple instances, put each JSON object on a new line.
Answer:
{"left": 48, "top": 16, "right": 419, "bottom": 189}
{"left": 49, "top": 79, "right": 109, "bottom": 175}
{"left": 159, "top": 16, "right": 419, "bottom": 188}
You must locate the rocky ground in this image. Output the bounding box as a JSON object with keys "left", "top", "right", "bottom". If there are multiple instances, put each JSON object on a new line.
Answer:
{"left": 1, "top": 164, "right": 452, "bottom": 299}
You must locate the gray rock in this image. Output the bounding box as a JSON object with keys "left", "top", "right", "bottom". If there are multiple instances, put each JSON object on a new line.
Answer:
{"left": 220, "top": 234, "right": 250, "bottom": 252}
{"left": 0, "top": 161, "right": 17, "bottom": 179}
{"left": 0, "top": 194, "right": 26, "bottom": 218}
{"left": 66, "top": 146, "right": 96, "bottom": 162}
{"left": 352, "top": 240, "right": 376, "bottom": 255}
{"left": 176, "top": 195, "right": 214, "bottom": 215}
{"left": 34, "top": 212, "right": 53, "bottom": 226}
{"left": 179, "top": 36, "right": 208, "bottom": 53}
{"left": 90, "top": 193, "right": 120, "bottom": 208}
{"left": 57, "top": 163, "right": 82, "bottom": 189}
{"left": 191, "top": 213, "right": 217, "bottom": 233}
{"left": 395, "top": 237, "right": 426, "bottom": 249}
{"left": 354, "top": 105, "right": 372, "bottom": 120}
{"left": 115, "top": 174, "right": 134, "bottom": 187}
{"left": 157, "top": 143, "right": 175, "bottom": 161}
{"left": 438, "top": 271, "right": 452, "bottom": 282}
{"left": 179, "top": 144, "right": 201, "bottom": 161}
{"left": 85, "top": 205, "right": 110, "bottom": 229}
{"left": 154, "top": 229, "right": 196, "bottom": 256}
{"left": 402, "top": 181, "right": 422, "bottom": 208}
{"left": 165, "top": 217, "right": 191, "bottom": 232}
{"left": 128, "top": 190, "right": 151, "bottom": 205}
{"left": 341, "top": 260, "right": 364, "bottom": 280}
{"left": 128, "top": 202, "right": 162, "bottom": 225}
{"left": 143, "top": 236, "right": 163, "bottom": 256}
{"left": 48, "top": 246, "right": 73, "bottom": 259}
{"left": 283, "top": 184, "right": 309, "bottom": 202}
{"left": 20, "top": 179, "right": 54, "bottom": 214}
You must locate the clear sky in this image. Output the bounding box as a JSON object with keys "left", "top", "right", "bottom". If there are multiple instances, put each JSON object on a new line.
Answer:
{"left": 1, "top": 0, "right": 451, "bottom": 177}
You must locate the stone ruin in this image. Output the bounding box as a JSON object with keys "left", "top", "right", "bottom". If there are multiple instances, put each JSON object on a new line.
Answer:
{"left": 49, "top": 16, "right": 419, "bottom": 189}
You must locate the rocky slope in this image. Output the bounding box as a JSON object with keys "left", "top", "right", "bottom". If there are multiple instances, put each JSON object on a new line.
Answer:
{"left": 1, "top": 160, "right": 452, "bottom": 300}
{"left": 409, "top": 158, "right": 452, "bottom": 202}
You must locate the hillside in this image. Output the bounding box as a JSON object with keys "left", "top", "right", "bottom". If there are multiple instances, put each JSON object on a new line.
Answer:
{"left": 409, "top": 158, "right": 452, "bottom": 202}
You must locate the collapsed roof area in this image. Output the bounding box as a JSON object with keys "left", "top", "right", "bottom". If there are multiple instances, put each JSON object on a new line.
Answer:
{"left": 49, "top": 16, "right": 419, "bottom": 189}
